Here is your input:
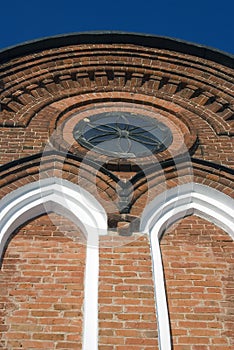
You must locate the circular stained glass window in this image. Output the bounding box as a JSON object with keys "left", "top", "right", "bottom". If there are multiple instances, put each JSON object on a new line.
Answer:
{"left": 73, "top": 112, "right": 173, "bottom": 158}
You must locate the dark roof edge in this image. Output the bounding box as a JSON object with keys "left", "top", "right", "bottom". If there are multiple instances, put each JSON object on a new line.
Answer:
{"left": 0, "top": 31, "right": 233, "bottom": 68}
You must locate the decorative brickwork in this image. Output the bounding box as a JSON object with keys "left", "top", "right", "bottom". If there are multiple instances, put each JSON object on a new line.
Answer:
{"left": 0, "top": 32, "right": 233, "bottom": 349}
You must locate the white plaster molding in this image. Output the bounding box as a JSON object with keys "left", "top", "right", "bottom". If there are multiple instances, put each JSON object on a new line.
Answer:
{"left": 83, "top": 235, "right": 99, "bottom": 350}
{"left": 141, "top": 183, "right": 234, "bottom": 350}
{"left": 0, "top": 177, "right": 107, "bottom": 350}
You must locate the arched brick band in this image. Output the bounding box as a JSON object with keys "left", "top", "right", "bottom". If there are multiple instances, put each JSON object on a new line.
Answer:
{"left": 140, "top": 183, "right": 234, "bottom": 350}
{"left": 0, "top": 34, "right": 233, "bottom": 136}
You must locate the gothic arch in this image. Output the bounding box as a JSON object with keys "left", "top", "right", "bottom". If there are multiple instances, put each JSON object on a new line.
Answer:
{"left": 0, "top": 177, "right": 108, "bottom": 350}
{"left": 140, "top": 183, "right": 234, "bottom": 350}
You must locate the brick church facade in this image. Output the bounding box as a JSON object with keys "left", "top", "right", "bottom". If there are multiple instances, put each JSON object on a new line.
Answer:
{"left": 0, "top": 32, "right": 233, "bottom": 349}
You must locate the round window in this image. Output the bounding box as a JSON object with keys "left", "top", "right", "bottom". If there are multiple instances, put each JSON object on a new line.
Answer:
{"left": 73, "top": 112, "right": 173, "bottom": 158}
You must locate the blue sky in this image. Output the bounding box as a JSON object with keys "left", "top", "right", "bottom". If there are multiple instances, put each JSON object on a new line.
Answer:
{"left": 0, "top": 0, "right": 233, "bottom": 55}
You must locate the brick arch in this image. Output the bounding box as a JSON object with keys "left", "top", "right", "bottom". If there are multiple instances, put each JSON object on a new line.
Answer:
{"left": 0, "top": 40, "right": 233, "bottom": 135}
{"left": 140, "top": 183, "right": 234, "bottom": 350}
{"left": 0, "top": 152, "right": 120, "bottom": 215}
{"left": 130, "top": 158, "right": 234, "bottom": 217}
{"left": 1, "top": 70, "right": 232, "bottom": 135}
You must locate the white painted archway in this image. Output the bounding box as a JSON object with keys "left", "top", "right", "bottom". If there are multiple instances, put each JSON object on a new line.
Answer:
{"left": 140, "top": 183, "right": 234, "bottom": 350}
{"left": 0, "top": 177, "right": 108, "bottom": 350}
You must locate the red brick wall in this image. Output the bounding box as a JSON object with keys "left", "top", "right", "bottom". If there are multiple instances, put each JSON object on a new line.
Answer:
{"left": 0, "top": 213, "right": 86, "bottom": 349}
{"left": 0, "top": 35, "right": 233, "bottom": 349}
{"left": 1, "top": 214, "right": 233, "bottom": 349}
{"left": 161, "top": 215, "right": 234, "bottom": 350}
{"left": 98, "top": 235, "right": 158, "bottom": 350}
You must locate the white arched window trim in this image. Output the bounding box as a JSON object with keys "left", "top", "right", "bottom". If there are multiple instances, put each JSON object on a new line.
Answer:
{"left": 0, "top": 177, "right": 108, "bottom": 350}
{"left": 140, "top": 183, "right": 234, "bottom": 350}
